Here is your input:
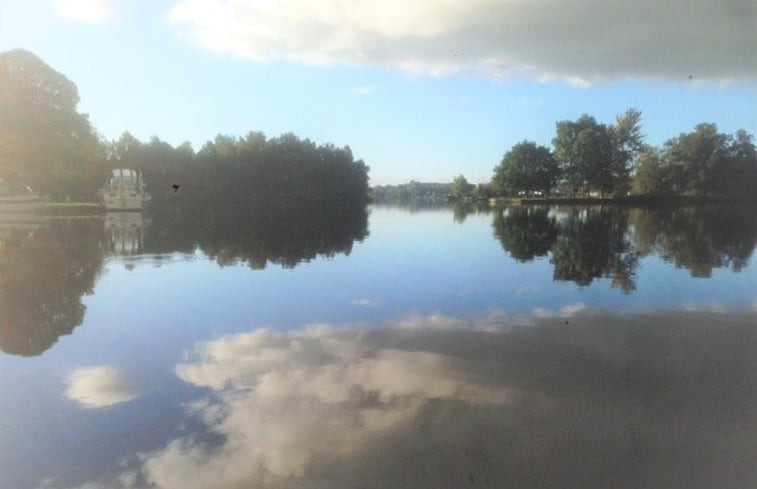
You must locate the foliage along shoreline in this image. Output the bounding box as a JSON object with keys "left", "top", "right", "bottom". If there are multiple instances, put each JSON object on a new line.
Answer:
{"left": 490, "top": 109, "right": 756, "bottom": 202}
{"left": 0, "top": 49, "right": 370, "bottom": 211}
{"left": 489, "top": 193, "right": 757, "bottom": 207}
{"left": 374, "top": 109, "right": 756, "bottom": 206}
{"left": 2, "top": 48, "right": 754, "bottom": 210}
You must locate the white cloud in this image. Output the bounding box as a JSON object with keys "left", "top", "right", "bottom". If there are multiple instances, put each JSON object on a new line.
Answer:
{"left": 53, "top": 0, "right": 119, "bottom": 22}
{"left": 167, "top": 0, "right": 757, "bottom": 83}
{"left": 65, "top": 366, "right": 141, "bottom": 409}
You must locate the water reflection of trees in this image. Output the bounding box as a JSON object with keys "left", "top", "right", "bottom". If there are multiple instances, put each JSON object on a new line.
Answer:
{"left": 145, "top": 203, "right": 368, "bottom": 269}
{"left": 631, "top": 206, "right": 757, "bottom": 277}
{"left": 494, "top": 205, "right": 756, "bottom": 291}
{"left": 493, "top": 206, "right": 557, "bottom": 262}
{"left": 551, "top": 207, "right": 638, "bottom": 292}
{"left": 0, "top": 218, "right": 104, "bottom": 356}
{"left": 0, "top": 201, "right": 367, "bottom": 357}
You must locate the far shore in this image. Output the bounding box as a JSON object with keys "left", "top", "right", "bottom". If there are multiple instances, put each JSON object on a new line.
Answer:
{"left": 486, "top": 194, "right": 757, "bottom": 207}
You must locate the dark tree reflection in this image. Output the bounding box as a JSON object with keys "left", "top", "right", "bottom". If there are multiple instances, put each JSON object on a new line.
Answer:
{"left": 494, "top": 204, "right": 756, "bottom": 292}
{"left": 145, "top": 202, "right": 368, "bottom": 269}
{"left": 0, "top": 218, "right": 104, "bottom": 356}
{"left": 493, "top": 206, "right": 558, "bottom": 262}
{"left": 550, "top": 207, "right": 638, "bottom": 292}
{"left": 196, "top": 206, "right": 368, "bottom": 269}
{"left": 494, "top": 206, "right": 637, "bottom": 291}
{"left": 631, "top": 205, "right": 757, "bottom": 277}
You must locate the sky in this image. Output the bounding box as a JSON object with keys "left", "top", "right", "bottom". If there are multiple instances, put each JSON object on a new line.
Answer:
{"left": 0, "top": 0, "right": 755, "bottom": 184}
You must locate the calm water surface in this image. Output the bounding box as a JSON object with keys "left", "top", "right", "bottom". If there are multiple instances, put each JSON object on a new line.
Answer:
{"left": 1, "top": 205, "right": 756, "bottom": 489}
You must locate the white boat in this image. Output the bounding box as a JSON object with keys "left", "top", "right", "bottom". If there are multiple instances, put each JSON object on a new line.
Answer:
{"left": 0, "top": 180, "right": 47, "bottom": 213}
{"left": 102, "top": 169, "right": 149, "bottom": 211}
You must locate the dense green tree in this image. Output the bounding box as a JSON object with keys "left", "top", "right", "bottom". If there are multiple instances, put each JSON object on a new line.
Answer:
{"left": 553, "top": 115, "right": 615, "bottom": 196}
{"left": 553, "top": 110, "right": 644, "bottom": 197}
{"left": 105, "top": 131, "right": 370, "bottom": 213}
{"left": 492, "top": 141, "right": 558, "bottom": 196}
{"left": 451, "top": 174, "right": 472, "bottom": 199}
{"left": 0, "top": 49, "right": 105, "bottom": 200}
{"left": 663, "top": 123, "right": 727, "bottom": 195}
{"left": 631, "top": 148, "right": 667, "bottom": 195}
{"left": 609, "top": 108, "right": 645, "bottom": 193}
{"left": 659, "top": 124, "right": 757, "bottom": 197}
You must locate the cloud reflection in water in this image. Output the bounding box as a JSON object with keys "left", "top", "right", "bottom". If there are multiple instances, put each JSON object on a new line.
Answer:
{"left": 85, "top": 311, "right": 757, "bottom": 489}
{"left": 66, "top": 366, "right": 141, "bottom": 409}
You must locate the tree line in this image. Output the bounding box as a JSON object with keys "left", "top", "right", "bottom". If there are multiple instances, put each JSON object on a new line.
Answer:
{"left": 0, "top": 49, "right": 370, "bottom": 209}
{"left": 491, "top": 109, "right": 757, "bottom": 199}
{"left": 371, "top": 181, "right": 453, "bottom": 204}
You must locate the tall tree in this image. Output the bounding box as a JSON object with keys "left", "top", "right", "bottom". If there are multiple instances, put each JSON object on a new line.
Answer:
{"left": 661, "top": 124, "right": 756, "bottom": 196}
{"left": 631, "top": 148, "right": 666, "bottom": 195}
{"left": 553, "top": 115, "right": 614, "bottom": 196}
{"left": 451, "top": 174, "right": 472, "bottom": 199}
{"left": 0, "top": 49, "right": 104, "bottom": 200}
{"left": 609, "top": 108, "right": 644, "bottom": 193}
{"left": 492, "top": 141, "right": 558, "bottom": 196}
{"left": 553, "top": 110, "right": 643, "bottom": 197}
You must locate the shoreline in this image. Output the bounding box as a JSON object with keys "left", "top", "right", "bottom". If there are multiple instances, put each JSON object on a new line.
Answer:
{"left": 487, "top": 195, "right": 757, "bottom": 207}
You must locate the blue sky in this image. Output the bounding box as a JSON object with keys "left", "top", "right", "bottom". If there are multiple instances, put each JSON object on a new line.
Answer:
{"left": 1, "top": 0, "right": 755, "bottom": 184}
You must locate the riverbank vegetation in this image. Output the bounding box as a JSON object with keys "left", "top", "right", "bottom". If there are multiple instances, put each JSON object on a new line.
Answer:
{"left": 0, "top": 49, "right": 370, "bottom": 209}
{"left": 491, "top": 109, "right": 756, "bottom": 201}
{"left": 376, "top": 107, "right": 755, "bottom": 205}
{"left": 3, "top": 49, "right": 754, "bottom": 207}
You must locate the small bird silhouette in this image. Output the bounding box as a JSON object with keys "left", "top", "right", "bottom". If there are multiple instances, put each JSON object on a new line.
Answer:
{"left": 172, "top": 184, "right": 180, "bottom": 192}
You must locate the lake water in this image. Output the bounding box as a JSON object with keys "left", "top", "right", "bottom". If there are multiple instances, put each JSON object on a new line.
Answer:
{"left": 1, "top": 204, "right": 756, "bottom": 489}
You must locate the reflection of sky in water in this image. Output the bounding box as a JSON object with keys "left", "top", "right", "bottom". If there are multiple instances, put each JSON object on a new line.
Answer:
{"left": 1, "top": 207, "right": 756, "bottom": 488}
{"left": 13, "top": 311, "right": 757, "bottom": 489}
{"left": 65, "top": 366, "right": 142, "bottom": 409}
